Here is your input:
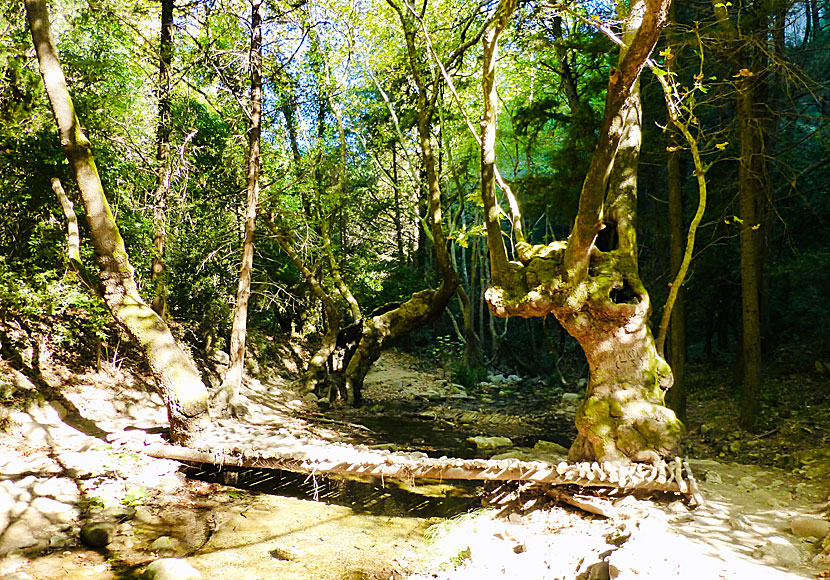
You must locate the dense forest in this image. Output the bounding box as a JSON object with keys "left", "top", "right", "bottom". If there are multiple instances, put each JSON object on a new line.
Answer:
{"left": 4, "top": 0, "right": 829, "bottom": 449}
{"left": 2, "top": 0, "right": 830, "bottom": 576}
{"left": 0, "top": 0, "right": 830, "bottom": 490}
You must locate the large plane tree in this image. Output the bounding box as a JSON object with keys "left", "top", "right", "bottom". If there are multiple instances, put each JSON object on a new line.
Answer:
{"left": 480, "top": 0, "right": 684, "bottom": 464}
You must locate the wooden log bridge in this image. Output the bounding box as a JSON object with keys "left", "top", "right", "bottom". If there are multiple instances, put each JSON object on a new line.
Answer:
{"left": 112, "top": 426, "right": 703, "bottom": 505}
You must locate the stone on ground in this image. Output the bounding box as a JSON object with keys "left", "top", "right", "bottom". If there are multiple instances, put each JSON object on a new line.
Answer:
{"left": 141, "top": 558, "right": 203, "bottom": 580}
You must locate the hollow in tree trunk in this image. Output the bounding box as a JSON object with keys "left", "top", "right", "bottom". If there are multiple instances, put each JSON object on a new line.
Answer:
{"left": 480, "top": 0, "right": 683, "bottom": 463}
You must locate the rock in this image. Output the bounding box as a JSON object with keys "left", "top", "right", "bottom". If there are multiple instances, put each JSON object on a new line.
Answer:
{"left": 491, "top": 449, "right": 531, "bottom": 461}
{"left": 561, "top": 393, "right": 581, "bottom": 406}
{"left": 1, "top": 573, "right": 34, "bottom": 580}
{"left": 133, "top": 506, "right": 161, "bottom": 525}
{"left": 587, "top": 560, "right": 610, "bottom": 580}
{"left": 103, "top": 504, "right": 135, "bottom": 522}
{"left": 666, "top": 501, "right": 687, "bottom": 514}
{"left": 727, "top": 513, "right": 752, "bottom": 531}
{"left": 489, "top": 374, "right": 505, "bottom": 385}
{"left": 506, "top": 374, "right": 522, "bottom": 384}
{"left": 80, "top": 522, "right": 115, "bottom": 548}
{"left": 49, "top": 533, "right": 70, "bottom": 549}
{"left": 32, "top": 477, "right": 81, "bottom": 504}
{"left": 141, "top": 558, "right": 202, "bottom": 580}
{"left": 31, "top": 497, "right": 78, "bottom": 524}
{"left": 813, "top": 552, "right": 830, "bottom": 566}
{"left": 703, "top": 470, "right": 722, "bottom": 484}
{"left": 270, "top": 545, "right": 307, "bottom": 560}
{"left": 0, "top": 521, "right": 41, "bottom": 554}
{"left": 210, "top": 350, "right": 230, "bottom": 366}
{"left": 150, "top": 536, "right": 181, "bottom": 556}
{"left": 753, "top": 536, "right": 802, "bottom": 567}
{"left": 466, "top": 436, "right": 513, "bottom": 450}
{"left": 533, "top": 440, "right": 570, "bottom": 456}
{"left": 790, "top": 515, "right": 830, "bottom": 538}
{"left": 737, "top": 475, "right": 756, "bottom": 490}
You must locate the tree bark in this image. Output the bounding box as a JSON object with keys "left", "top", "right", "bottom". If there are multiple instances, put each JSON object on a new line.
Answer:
{"left": 664, "top": 11, "right": 686, "bottom": 423}
{"left": 26, "top": 0, "right": 209, "bottom": 444}
{"left": 266, "top": 218, "right": 342, "bottom": 400}
{"left": 327, "top": 96, "right": 361, "bottom": 322}
{"left": 219, "top": 0, "right": 262, "bottom": 417}
{"left": 481, "top": 0, "right": 682, "bottom": 463}
{"left": 666, "top": 126, "right": 687, "bottom": 423}
{"left": 150, "top": 0, "right": 173, "bottom": 318}
{"left": 737, "top": 75, "right": 764, "bottom": 429}
{"left": 327, "top": 0, "right": 465, "bottom": 405}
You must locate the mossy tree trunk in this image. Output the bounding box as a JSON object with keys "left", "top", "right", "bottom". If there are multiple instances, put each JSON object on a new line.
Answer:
{"left": 481, "top": 0, "right": 683, "bottom": 463}
{"left": 26, "top": 0, "right": 209, "bottom": 444}
{"left": 327, "top": 0, "right": 476, "bottom": 405}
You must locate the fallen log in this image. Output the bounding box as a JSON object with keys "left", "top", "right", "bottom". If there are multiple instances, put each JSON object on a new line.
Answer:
{"left": 115, "top": 429, "right": 702, "bottom": 505}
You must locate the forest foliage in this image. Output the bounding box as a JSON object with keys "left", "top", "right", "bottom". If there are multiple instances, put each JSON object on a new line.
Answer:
{"left": 2, "top": 0, "right": 830, "bottom": 432}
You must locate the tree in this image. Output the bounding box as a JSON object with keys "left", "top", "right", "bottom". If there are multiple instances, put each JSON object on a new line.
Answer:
{"left": 480, "top": 0, "right": 684, "bottom": 463}
{"left": 25, "top": 0, "right": 210, "bottom": 445}
{"left": 150, "top": 0, "right": 174, "bottom": 318}
{"left": 218, "top": 0, "right": 264, "bottom": 416}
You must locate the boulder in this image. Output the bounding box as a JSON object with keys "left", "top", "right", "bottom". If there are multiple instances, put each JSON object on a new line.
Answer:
{"left": 790, "top": 515, "right": 830, "bottom": 539}
{"left": 753, "top": 536, "right": 802, "bottom": 567}
{"left": 80, "top": 522, "right": 115, "bottom": 548}
{"left": 466, "top": 436, "right": 513, "bottom": 450}
{"left": 141, "top": 558, "right": 202, "bottom": 580}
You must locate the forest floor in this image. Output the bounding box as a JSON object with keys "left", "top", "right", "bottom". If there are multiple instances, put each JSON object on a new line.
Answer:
{"left": 0, "top": 344, "right": 829, "bottom": 579}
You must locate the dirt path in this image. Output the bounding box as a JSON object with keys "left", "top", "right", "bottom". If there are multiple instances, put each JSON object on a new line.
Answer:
{"left": 1, "top": 351, "right": 828, "bottom": 579}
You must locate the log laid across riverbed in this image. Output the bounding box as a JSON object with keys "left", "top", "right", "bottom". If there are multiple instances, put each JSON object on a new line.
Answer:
{"left": 110, "top": 426, "right": 703, "bottom": 505}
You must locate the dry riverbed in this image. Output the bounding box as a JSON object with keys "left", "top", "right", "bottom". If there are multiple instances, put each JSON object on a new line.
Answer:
{"left": 1, "top": 351, "right": 829, "bottom": 579}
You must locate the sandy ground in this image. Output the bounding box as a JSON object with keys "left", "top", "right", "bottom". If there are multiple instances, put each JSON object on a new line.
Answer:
{"left": 1, "top": 351, "right": 829, "bottom": 579}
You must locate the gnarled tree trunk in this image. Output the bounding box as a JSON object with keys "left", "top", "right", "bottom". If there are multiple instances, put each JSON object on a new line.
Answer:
{"left": 481, "top": 0, "right": 683, "bottom": 463}
{"left": 26, "top": 0, "right": 209, "bottom": 445}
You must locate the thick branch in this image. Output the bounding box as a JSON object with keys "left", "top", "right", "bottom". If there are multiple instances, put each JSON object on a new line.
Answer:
{"left": 481, "top": 0, "right": 517, "bottom": 284}
{"left": 564, "top": 0, "right": 671, "bottom": 279}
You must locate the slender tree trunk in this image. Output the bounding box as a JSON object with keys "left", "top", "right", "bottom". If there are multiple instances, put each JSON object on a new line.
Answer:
{"left": 338, "top": 0, "right": 464, "bottom": 405}
{"left": 327, "top": 97, "right": 361, "bottom": 321}
{"left": 666, "top": 126, "right": 687, "bottom": 423}
{"left": 219, "top": 0, "right": 262, "bottom": 417}
{"left": 266, "top": 219, "right": 342, "bottom": 398}
{"left": 150, "top": 0, "right": 173, "bottom": 318}
{"left": 664, "top": 12, "right": 686, "bottom": 422}
{"left": 392, "top": 144, "right": 405, "bottom": 261}
{"left": 26, "top": 0, "right": 209, "bottom": 444}
{"left": 737, "top": 76, "right": 764, "bottom": 429}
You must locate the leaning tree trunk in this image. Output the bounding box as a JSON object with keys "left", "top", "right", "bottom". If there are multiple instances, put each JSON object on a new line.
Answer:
{"left": 480, "top": 0, "right": 683, "bottom": 463}
{"left": 219, "top": 0, "right": 263, "bottom": 417}
{"left": 26, "top": 0, "right": 209, "bottom": 444}
{"left": 334, "top": 0, "right": 466, "bottom": 405}
{"left": 266, "top": 218, "right": 343, "bottom": 400}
